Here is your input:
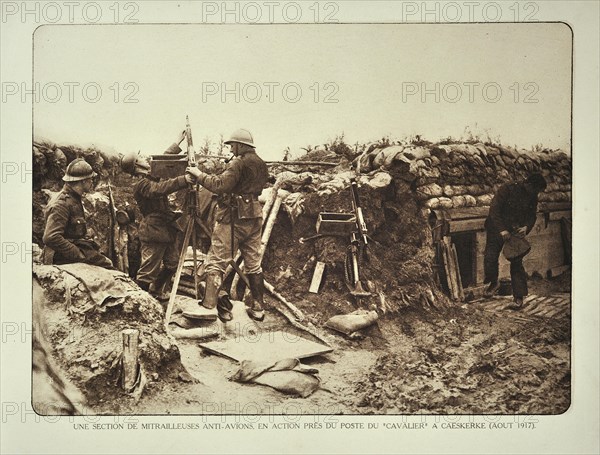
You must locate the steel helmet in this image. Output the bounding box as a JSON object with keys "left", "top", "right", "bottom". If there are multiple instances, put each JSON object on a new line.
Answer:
{"left": 62, "top": 158, "right": 96, "bottom": 182}
{"left": 224, "top": 128, "right": 255, "bottom": 148}
{"left": 120, "top": 152, "right": 150, "bottom": 175}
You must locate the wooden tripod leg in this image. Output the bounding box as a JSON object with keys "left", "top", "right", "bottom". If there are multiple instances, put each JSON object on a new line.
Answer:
{"left": 164, "top": 217, "right": 194, "bottom": 331}
{"left": 191, "top": 220, "right": 199, "bottom": 300}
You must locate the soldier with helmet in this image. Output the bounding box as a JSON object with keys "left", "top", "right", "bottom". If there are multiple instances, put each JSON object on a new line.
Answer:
{"left": 43, "top": 158, "right": 113, "bottom": 268}
{"left": 186, "top": 128, "right": 269, "bottom": 322}
{"left": 120, "top": 131, "right": 194, "bottom": 300}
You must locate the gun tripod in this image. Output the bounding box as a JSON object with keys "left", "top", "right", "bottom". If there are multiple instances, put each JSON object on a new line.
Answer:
{"left": 164, "top": 185, "right": 211, "bottom": 330}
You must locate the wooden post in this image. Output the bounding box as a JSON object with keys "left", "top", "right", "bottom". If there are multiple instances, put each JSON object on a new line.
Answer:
{"left": 264, "top": 279, "right": 305, "bottom": 321}
{"left": 231, "top": 189, "right": 288, "bottom": 299}
{"left": 259, "top": 189, "right": 288, "bottom": 260}
{"left": 309, "top": 262, "right": 326, "bottom": 293}
{"left": 451, "top": 243, "right": 465, "bottom": 301}
{"left": 121, "top": 329, "right": 140, "bottom": 392}
{"left": 441, "top": 238, "right": 456, "bottom": 300}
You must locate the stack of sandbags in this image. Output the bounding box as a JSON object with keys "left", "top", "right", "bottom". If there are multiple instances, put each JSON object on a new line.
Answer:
{"left": 353, "top": 142, "right": 571, "bottom": 211}
{"left": 33, "top": 141, "right": 120, "bottom": 190}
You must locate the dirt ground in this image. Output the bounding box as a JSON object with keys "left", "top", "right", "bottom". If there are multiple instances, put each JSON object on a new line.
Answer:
{"left": 87, "top": 272, "right": 570, "bottom": 416}
{"left": 32, "top": 146, "right": 571, "bottom": 416}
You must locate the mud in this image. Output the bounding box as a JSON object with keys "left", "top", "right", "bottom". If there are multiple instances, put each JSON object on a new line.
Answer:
{"left": 31, "top": 139, "right": 571, "bottom": 416}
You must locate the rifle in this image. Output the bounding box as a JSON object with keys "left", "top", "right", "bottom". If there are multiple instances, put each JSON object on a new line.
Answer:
{"left": 107, "top": 182, "right": 126, "bottom": 272}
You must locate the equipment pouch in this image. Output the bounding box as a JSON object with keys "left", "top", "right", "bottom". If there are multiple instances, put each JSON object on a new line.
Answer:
{"left": 67, "top": 216, "right": 87, "bottom": 238}
{"left": 236, "top": 195, "right": 261, "bottom": 219}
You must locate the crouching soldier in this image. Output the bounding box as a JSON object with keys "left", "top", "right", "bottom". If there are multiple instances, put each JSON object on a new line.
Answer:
{"left": 43, "top": 158, "right": 113, "bottom": 268}
{"left": 186, "top": 128, "right": 269, "bottom": 322}
{"left": 120, "top": 132, "right": 194, "bottom": 300}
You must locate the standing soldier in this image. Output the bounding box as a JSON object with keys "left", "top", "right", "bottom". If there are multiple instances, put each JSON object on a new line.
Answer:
{"left": 483, "top": 173, "right": 547, "bottom": 308}
{"left": 120, "top": 132, "right": 194, "bottom": 300}
{"left": 186, "top": 128, "right": 269, "bottom": 322}
{"left": 43, "top": 158, "right": 113, "bottom": 268}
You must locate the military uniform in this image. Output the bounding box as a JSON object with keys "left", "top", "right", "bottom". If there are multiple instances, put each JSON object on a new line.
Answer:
{"left": 193, "top": 150, "right": 269, "bottom": 276}
{"left": 43, "top": 186, "right": 113, "bottom": 268}
{"left": 133, "top": 172, "right": 189, "bottom": 290}
{"left": 484, "top": 182, "right": 539, "bottom": 299}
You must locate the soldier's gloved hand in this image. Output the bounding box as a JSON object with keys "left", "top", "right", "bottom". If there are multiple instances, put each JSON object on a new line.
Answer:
{"left": 184, "top": 173, "right": 194, "bottom": 184}
{"left": 500, "top": 230, "right": 511, "bottom": 241}
{"left": 186, "top": 166, "right": 202, "bottom": 180}
{"left": 515, "top": 226, "right": 527, "bottom": 238}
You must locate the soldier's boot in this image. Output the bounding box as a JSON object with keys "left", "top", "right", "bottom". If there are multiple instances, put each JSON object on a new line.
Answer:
{"left": 201, "top": 272, "right": 221, "bottom": 310}
{"left": 247, "top": 273, "right": 265, "bottom": 321}
{"left": 217, "top": 290, "right": 234, "bottom": 323}
{"left": 151, "top": 268, "right": 175, "bottom": 301}
{"left": 507, "top": 297, "right": 524, "bottom": 310}
{"left": 137, "top": 280, "right": 151, "bottom": 292}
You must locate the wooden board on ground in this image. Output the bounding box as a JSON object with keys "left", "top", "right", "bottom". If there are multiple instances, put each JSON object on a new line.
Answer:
{"left": 199, "top": 330, "right": 333, "bottom": 363}
{"left": 182, "top": 307, "right": 218, "bottom": 321}
{"left": 176, "top": 295, "right": 218, "bottom": 321}
{"left": 309, "top": 261, "right": 326, "bottom": 293}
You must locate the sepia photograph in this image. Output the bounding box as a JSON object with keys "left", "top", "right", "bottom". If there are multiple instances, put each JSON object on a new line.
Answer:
{"left": 30, "top": 21, "right": 573, "bottom": 416}
{"left": 1, "top": 1, "right": 598, "bottom": 454}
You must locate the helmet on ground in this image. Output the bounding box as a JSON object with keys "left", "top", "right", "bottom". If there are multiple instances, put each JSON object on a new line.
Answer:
{"left": 120, "top": 152, "right": 150, "bottom": 176}
{"left": 224, "top": 128, "right": 255, "bottom": 148}
{"left": 62, "top": 158, "right": 96, "bottom": 182}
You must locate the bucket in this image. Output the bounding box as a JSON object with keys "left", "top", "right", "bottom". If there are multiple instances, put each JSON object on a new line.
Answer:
{"left": 498, "top": 278, "right": 512, "bottom": 296}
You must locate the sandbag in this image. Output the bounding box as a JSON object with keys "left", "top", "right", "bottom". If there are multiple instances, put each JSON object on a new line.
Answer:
{"left": 325, "top": 309, "right": 379, "bottom": 335}
{"left": 231, "top": 358, "right": 320, "bottom": 398}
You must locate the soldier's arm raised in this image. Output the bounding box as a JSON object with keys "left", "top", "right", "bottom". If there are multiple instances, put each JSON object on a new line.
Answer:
{"left": 136, "top": 175, "right": 189, "bottom": 199}
{"left": 163, "top": 130, "right": 187, "bottom": 155}
{"left": 186, "top": 159, "right": 241, "bottom": 194}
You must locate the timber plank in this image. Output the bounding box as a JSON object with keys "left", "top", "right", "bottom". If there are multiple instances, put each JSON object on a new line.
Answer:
{"left": 309, "top": 262, "right": 326, "bottom": 294}
{"left": 199, "top": 330, "right": 333, "bottom": 363}
{"left": 449, "top": 218, "right": 485, "bottom": 233}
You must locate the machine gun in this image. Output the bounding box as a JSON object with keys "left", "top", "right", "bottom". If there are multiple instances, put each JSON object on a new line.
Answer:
{"left": 185, "top": 115, "right": 196, "bottom": 167}
{"left": 312, "top": 177, "right": 371, "bottom": 300}
{"left": 344, "top": 177, "right": 371, "bottom": 298}
{"left": 148, "top": 117, "right": 211, "bottom": 179}
{"left": 164, "top": 116, "right": 208, "bottom": 329}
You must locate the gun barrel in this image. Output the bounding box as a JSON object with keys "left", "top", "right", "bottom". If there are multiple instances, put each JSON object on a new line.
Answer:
{"left": 186, "top": 115, "right": 196, "bottom": 167}
{"left": 350, "top": 178, "right": 368, "bottom": 244}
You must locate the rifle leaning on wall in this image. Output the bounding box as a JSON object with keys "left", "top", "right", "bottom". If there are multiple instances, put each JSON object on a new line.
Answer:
{"left": 107, "top": 181, "right": 128, "bottom": 273}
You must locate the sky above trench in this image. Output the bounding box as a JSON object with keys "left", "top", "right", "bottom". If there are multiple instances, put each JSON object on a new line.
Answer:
{"left": 33, "top": 22, "right": 572, "bottom": 160}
